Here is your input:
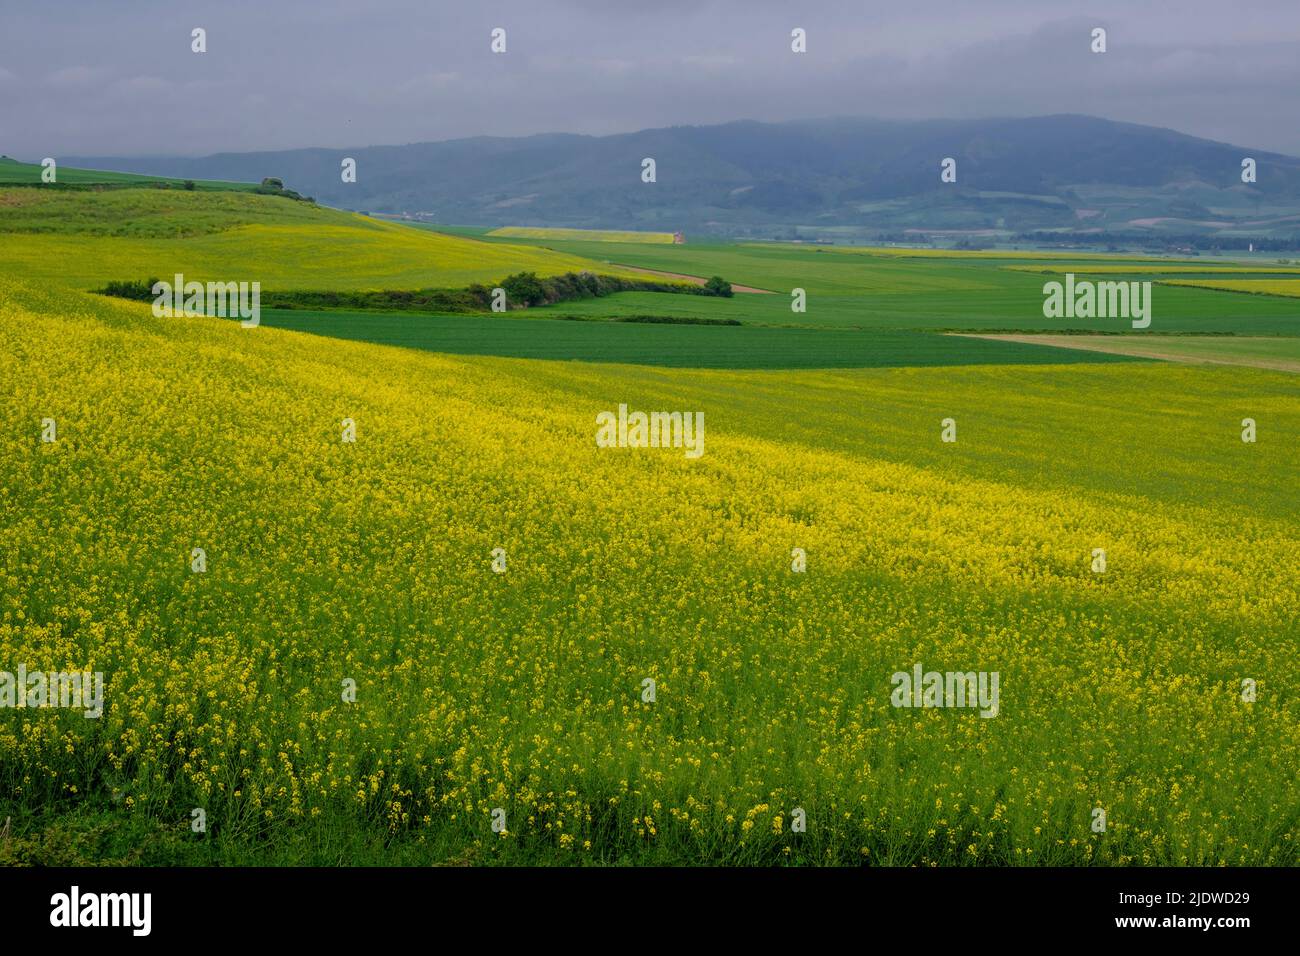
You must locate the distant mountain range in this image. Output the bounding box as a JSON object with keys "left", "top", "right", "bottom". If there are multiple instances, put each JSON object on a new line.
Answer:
{"left": 64, "top": 115, "right": 1300, "bottom": 241}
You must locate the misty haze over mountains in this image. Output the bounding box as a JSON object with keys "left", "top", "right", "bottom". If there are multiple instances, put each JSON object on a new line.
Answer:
{"left": 64, "top": 115, "right": 1300, "bottom": 241}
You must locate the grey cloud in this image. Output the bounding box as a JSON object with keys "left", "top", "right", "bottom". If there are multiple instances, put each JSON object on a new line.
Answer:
{"left": 2, "top": 0, "right": 1298, "bottom": 157}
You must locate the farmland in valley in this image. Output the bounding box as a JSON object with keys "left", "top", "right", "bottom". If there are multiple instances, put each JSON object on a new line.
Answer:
{"left": 488, "top": 226, "right": 679, "bottom": 243}
{"left": 258, "top": 308, "right": 1146, "bottom": 369}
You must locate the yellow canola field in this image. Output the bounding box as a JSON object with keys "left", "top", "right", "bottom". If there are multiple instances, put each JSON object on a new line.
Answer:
{"left": 1, "top": 279, "right": 1298, "bottom": 865}
{"left": 1161, "top": 278, "right": 1300, "bottom": 297}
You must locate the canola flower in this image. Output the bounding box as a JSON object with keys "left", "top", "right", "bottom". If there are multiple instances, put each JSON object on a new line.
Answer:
{"left": 0, "top": 276, "right": 1297, "bottom": 865}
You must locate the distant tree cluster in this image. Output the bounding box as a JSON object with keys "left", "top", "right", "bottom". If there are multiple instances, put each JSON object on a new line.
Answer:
{"left": 703, "top": 275, "right": 733, "bottom": 297}
{"left": 94, "top": 278, "right": 159, "bottom": 301}
{"left": 93, "top": 269, "right": 736, "bottom": 314}
{"left": 254, "top": 176, "right": 315, "bottom": 203}
{"left": 469, "top": 271, "right": 735, "bottom": 309}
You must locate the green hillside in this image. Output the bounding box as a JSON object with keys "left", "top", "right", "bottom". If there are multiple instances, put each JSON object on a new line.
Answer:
{"left": 0, "top": 155, "right": 254, "bottom": 190}
{"left": 0, "top": 187, "right": 651, "bottom": 292}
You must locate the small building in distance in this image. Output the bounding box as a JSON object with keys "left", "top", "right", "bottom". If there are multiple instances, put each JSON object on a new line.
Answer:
{"left": 673, "top": 230, "right": 685, "bottom": 244}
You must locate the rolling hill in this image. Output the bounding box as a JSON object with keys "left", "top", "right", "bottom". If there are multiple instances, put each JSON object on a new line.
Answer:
{"left": 0, "top": 186, "right": 648, "bottom": 292}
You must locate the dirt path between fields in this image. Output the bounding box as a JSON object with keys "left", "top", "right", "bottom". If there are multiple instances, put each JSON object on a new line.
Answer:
{"left": 952, "top": 333, "right": 1300, "bottom": 373}
{"left": 613, "top": 263, "right": 775, "bottom": 294}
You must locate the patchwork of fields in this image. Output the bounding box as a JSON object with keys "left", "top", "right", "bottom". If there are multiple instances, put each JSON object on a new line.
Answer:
{"left": 488, "top": 226, "right": 679, "bottom": 243}
{"left": 1, "top": 184, "right": 1298, "bottom": 866}
{"left": 432, "top": 232, "right": 1300, "bottom": 337}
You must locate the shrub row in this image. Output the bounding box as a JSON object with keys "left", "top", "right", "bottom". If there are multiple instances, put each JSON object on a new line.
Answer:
{"left": 95, "top": 271, "right": 736, "bottom": 313}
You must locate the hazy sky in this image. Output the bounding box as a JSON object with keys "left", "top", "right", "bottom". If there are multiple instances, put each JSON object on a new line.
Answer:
{"left": 4, "top": 0, "right": 1300, "bottom": 157}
